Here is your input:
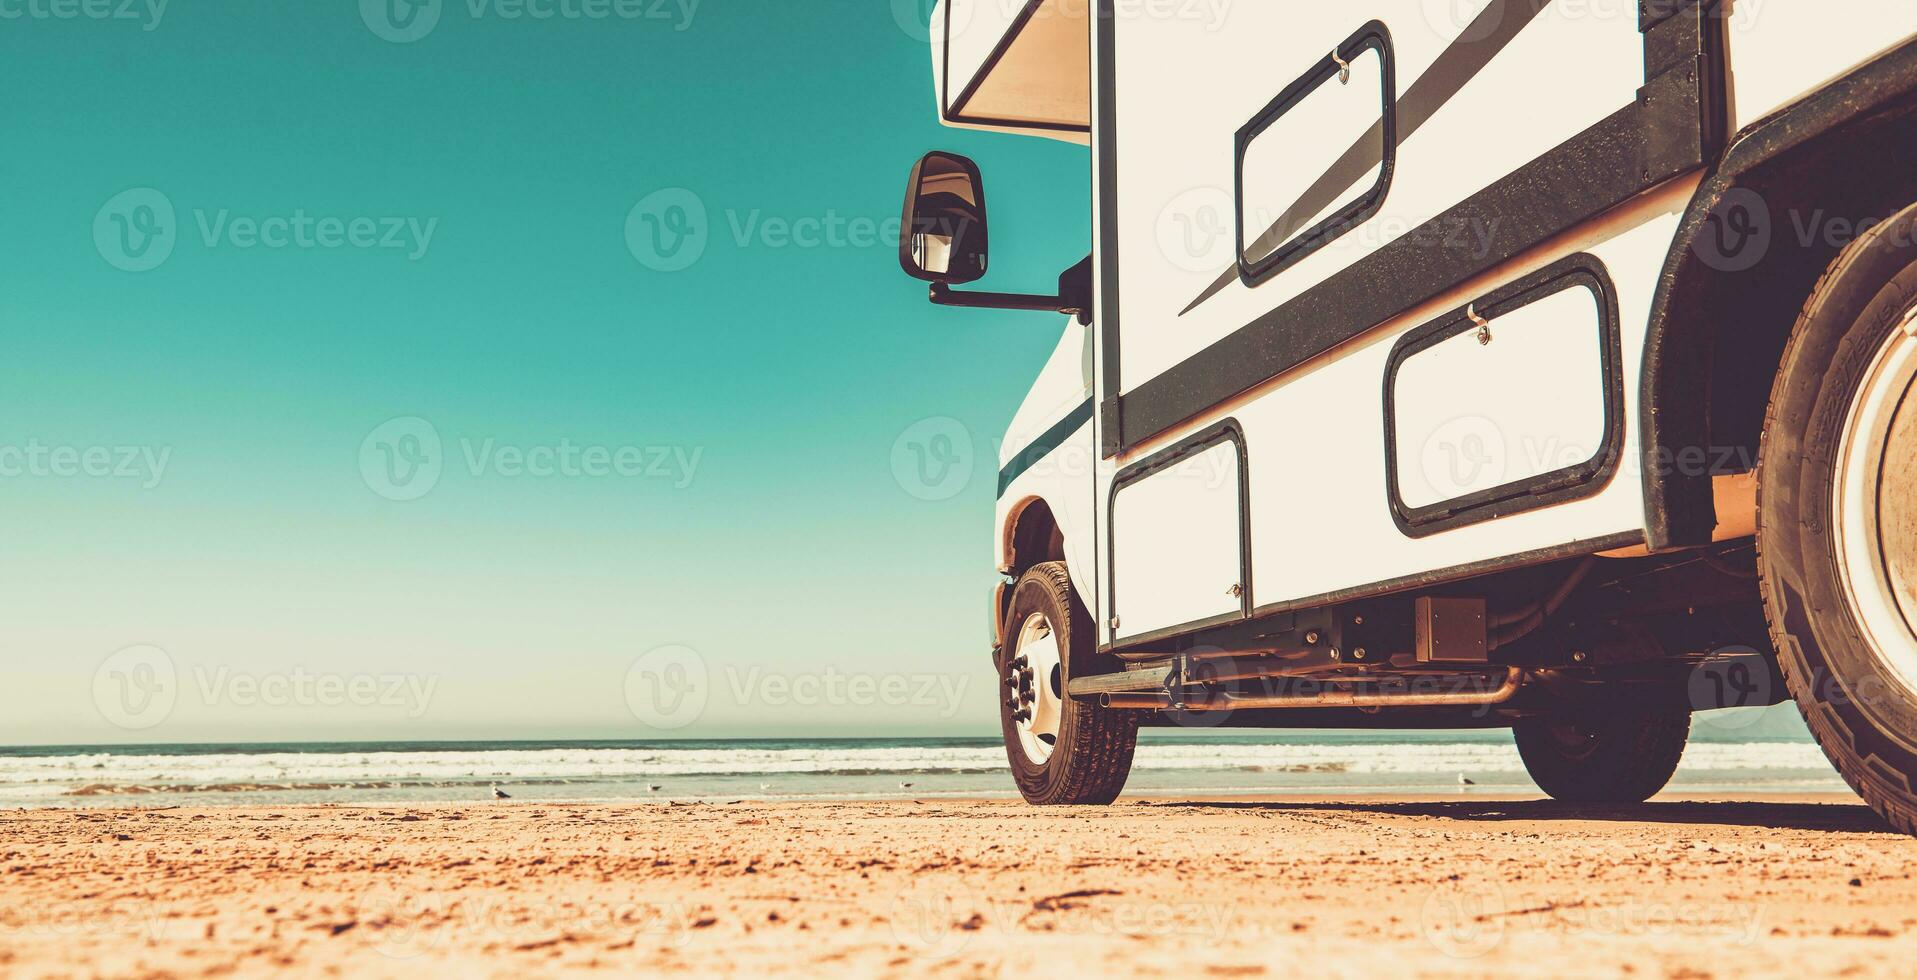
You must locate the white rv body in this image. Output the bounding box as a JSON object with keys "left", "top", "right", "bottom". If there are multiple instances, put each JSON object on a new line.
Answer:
{"left": 961, "top": 0, "right": 1916, "bottom": 645}
{"left": 926, "top": 0, "right": 1917, "bottom": 822}
{"left": 1724, "top": 0, "right": 1917, "bottom": 129}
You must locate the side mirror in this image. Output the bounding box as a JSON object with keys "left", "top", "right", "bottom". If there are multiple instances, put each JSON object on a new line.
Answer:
{"left": 900, "top": 151, "right": 988, "bottom": 284}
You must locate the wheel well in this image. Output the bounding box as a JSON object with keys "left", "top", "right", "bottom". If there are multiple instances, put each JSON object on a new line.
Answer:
{"left": 1643, "top": 71, "right": 1917, "bottom": 547}
{"left": 1003, "top": 497, "right": 1067, "bottom": 580}
{"left": 1704, "top": 136, "right": 1917, "bottom": 469}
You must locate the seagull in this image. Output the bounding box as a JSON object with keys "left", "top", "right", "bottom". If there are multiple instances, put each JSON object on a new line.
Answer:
{"left": 647, "top": 784, "right": 662, "bottom": 793}
{"left": 759, "top": 783, "right": 771, "bottom": 792}
{"left": 491, "top": 784, "right": 511, "bottom": 799}
{"left": 1457, "top": 774, "right": 1475, "bottom": 788}
{"left": 899, "top": 781, "right": 914, "bottom": 790}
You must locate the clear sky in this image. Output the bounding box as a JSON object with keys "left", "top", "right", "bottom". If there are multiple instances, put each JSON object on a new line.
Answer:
{"left": 0, "top": 0, "right": 1093, "bottom": 744}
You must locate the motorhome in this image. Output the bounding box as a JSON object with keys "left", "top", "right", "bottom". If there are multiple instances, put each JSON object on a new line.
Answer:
{"left": 898, "top": 0, "right": 1917, "bottom": 831}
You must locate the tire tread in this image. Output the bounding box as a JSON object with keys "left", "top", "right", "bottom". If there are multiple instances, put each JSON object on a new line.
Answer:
{"left": 1758, "top": 205, "right": 1917, "bottom": 836}
{"left": 1513, "top": 707, "right": 1690, "bottom": 804}
{"left": 1002, "top": 562, "right": 1138, "bottom": 805}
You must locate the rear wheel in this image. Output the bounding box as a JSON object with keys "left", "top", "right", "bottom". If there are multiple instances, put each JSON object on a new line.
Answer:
{"left": 1760, "top": 201, "right": 1917, "bottom": 835}
{"left": 1513, "top": 704, "right": 1691, "bottom": 803}
{"left": 998, "top": 562, "right": 1138, "bottom": 805}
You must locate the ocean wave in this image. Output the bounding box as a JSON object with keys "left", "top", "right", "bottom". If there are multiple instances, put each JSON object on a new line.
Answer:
{"left": 0, "top": 740, "right": 1837, "bottom": 799}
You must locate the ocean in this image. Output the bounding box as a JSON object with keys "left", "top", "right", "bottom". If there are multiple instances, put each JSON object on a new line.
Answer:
{"left": 0, "top": 707, "right": 1846, "bottom": 807}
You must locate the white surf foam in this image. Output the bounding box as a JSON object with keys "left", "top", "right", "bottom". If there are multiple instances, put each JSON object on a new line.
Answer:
{"left": 0, "top": 739, "right": 1837, "bottom": 800}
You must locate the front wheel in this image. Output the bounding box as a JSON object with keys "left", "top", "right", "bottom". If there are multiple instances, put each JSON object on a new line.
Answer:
{"left": 1513, "top": 704, "right": 1691, "bottom": 803}
{"left": 998, "top": 562, "right": 1138, "bottom": 805}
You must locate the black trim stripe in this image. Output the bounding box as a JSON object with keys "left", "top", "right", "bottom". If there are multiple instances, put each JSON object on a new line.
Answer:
{"left": 996, "top": 398, "right": 1094, "bottom": 497}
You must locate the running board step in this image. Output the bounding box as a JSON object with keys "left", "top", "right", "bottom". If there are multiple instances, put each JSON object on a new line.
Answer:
{"left": 1066, "top": 648, "right": 1311, "bottom": 698}
{"left": 1065, "top": 665, "right": 1175, "bottom": 697}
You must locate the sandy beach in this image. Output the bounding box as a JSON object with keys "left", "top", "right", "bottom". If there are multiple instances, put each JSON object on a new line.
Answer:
{"left": 3, "top": 794, "right": 1913, "bottom": 978}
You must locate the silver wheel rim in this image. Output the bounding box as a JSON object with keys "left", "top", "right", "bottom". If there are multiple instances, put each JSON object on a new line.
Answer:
{"left": 1009, "top": 612, "right": 1064, "bottom": 765}
{"left": 1832, "top": 305, "right": 1917, "bottom": 699}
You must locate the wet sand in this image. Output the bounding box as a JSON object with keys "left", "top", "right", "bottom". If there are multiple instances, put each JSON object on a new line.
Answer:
{"left": 3, "top": 794, "right": 1913, "bottom": 978}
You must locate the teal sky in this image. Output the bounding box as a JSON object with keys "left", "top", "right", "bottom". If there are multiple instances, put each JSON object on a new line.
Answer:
{"left": 0, "top": 1, "right": 1094, "bottom": 743}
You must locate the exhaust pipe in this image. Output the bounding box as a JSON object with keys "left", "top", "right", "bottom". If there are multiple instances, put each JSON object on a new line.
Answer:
{"left": 1099, "top": 667, "right": 1522, "bottom": 711}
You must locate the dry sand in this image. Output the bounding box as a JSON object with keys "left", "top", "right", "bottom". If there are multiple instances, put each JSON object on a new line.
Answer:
{"left": 3, "top": 794, "right": 1914, "bottom": 978}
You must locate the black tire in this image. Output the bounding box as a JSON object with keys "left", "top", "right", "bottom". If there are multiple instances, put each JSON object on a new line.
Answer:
{"left": 1759, "top": 201, "right": 1917, "bottom": 835}
{"left": 1513, "top": 705, "right": 1691, "bottom": 803}
{"left": 998, "top": 562, "right": 1139, "bottom": 805}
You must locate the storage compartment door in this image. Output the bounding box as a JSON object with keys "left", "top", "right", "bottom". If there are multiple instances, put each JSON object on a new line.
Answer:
{"left": 1386, "top": 261, "right": 1621, "bottom": 535}
{"left": 1109, "top": 431, "right": 1247, "bottom": 642}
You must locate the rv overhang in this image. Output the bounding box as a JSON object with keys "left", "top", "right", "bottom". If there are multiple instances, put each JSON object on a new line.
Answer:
{"left": 932, "top": 0, "right": 1089, "bottom": 140}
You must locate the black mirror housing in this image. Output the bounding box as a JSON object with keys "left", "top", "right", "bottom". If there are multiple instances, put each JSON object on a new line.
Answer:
{"left": 900, "top": 151, "right": 988, "bottom": 284}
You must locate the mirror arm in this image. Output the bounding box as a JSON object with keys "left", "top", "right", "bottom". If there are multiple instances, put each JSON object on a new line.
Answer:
{"left": 928, "top": 283, "right": 1088, "bottom": 321}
